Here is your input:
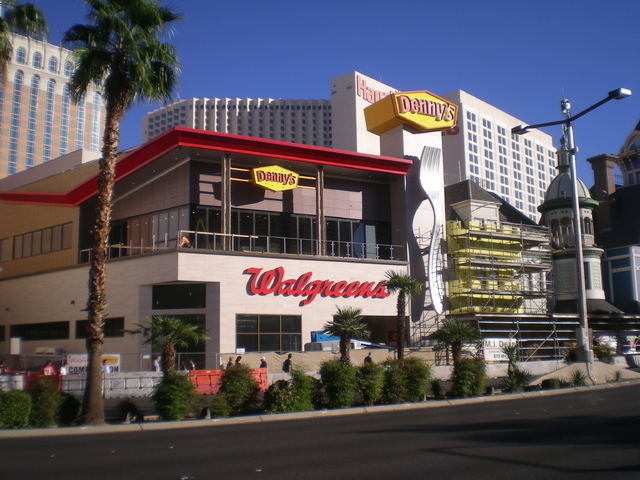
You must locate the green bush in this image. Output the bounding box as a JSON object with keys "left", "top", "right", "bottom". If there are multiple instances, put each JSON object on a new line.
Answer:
{"left": 220, "top": 364, "right": 258, "bottom": 414}
{"left": 430, "top": 379, "right": 445, "bottom": 399}
{"left": 502, "top": 366, "right": 532, "bottom": 393}
{"left": 29, "top": 377, "right": 62, "bottom": 427}
{"left": 355, "top": 362, "right": 384, "bottom": 406}
{"left": 264, "top": 371, "right": 313, "bottom": 413}
{"left": 401, "top": 357, "right": 431, "bottom": 402}
{"left": 208, "top": 394, "right": 231, "bottom": 418}
{"left": 540, "top": 378, "right": 565, "bottom": 390}
{"left": 570, "top": 369, "right": 587, "bottom": 387}
{"left": 152, "top": 372, "right": 197, "bottom": 420}
{"left": 58, "top": 392, "right": 82, "bottom": 426}
{"left": 593, "top": 344, "right": 614, "bottom": 364}
{"left": 381, "top": 358, "right": 431, "bottom": 404}
{"left": 319, "top": 360, "right": 356, "bottom": 408}
{"left": 0, "top": 391, "right": 32, "bottom": 429}
{"left": 452, "top": 358, "right": 486, "bottom": 397}
{"left": 382, "top": 360, "right": 406, "bottom": 404}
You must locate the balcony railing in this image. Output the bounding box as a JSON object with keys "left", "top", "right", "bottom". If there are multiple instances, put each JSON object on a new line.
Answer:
{"left": 79, "top": 230, "right": 406, "bottom": 263}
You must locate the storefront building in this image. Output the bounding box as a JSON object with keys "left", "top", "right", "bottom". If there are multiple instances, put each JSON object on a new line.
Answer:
{"left": 0, "top": 128, "right": 415, "bottom": 369}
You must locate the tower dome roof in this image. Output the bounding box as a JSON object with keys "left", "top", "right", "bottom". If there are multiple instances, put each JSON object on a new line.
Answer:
{"left": 544, "top": 170, "right": 592, "bottom": 202}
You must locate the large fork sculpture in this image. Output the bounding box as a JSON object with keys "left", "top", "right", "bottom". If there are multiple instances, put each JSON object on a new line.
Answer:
{"left": 416, "top": 145, "right": 444, "bottom": 314}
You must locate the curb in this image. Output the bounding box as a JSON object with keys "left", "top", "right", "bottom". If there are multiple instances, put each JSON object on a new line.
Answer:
{"left": 2, "top": 379, "right": 639, "bottom": 439}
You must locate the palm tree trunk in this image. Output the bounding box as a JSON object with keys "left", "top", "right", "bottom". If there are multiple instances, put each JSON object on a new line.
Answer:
{"left": 82, "top": 101, "right": 123, "bottom": 425}
{"left": 163, "top": 343, "right": 176, "bottom": 377}
{"left": 339, "top": 336, "right": 351, "bottom": 365}
{"left": 397, "top": 293, "right": 406, "bottom": 360}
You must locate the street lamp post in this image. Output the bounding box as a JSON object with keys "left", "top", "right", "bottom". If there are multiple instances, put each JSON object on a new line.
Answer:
{"left": 512, "top": 88, "right": 632, "bottom": 380}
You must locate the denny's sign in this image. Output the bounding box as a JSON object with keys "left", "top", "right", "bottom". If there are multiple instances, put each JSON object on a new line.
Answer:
{"left": 364, "top": 91, "right": 458, "bottom": 135}
{"left": 252, "top": 165, "right": 299, "bottom": 192}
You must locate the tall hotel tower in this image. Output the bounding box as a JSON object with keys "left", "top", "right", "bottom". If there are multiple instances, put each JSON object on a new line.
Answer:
{"left": 0, "top": 33, "right": 105, "bottom": 178}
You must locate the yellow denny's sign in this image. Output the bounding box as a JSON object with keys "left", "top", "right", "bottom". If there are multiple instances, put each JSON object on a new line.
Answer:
{"left": 252, "top": 165, "right": 300, "bottom": 192}
{"left": 364, "top": 91, "right": 458, "bottom": 135}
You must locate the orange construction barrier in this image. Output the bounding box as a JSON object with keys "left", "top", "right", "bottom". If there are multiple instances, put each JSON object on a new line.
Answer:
{"left": 189, "top": 368, "right": 268, "bottom": 395}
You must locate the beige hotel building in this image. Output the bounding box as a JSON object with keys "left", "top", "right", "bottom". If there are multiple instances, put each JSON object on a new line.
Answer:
{"left": 0, "top": 33, "right": 104, "bottom": 178}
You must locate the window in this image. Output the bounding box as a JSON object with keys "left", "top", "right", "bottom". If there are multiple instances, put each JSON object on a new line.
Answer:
{"left": 152, "top": 283, "right": 206, "bottom": 309}
{"left": 10, "top": 321, "right": 69, "bottom": 341}
{"left": 76, "top": 317, "right": 125, "bottom": 338}
{"left": 236, "top": 314, "right": 302, "bottom": 352}
{"left": 16, "top": 47, "right": 26, "bottom": 64}
{"left": 25, "top": 75, "right": 40, "bottom": 168}
{"left": 60, "top": 84, "right": 70, "bottom": 154}
{"left": 13, "top": 222, "right": 72, "bottom": 259}
{"left": 48, "top": 56, "right": 58, "bottom": 73}
{"left": 42, "top": 79, "right": 55, "bottom": 162}
{"left": 8, "top": 70, "right": 24, "bottom": 175}
{"left": 32, "top": 52, "right": 42, "bottom": 68}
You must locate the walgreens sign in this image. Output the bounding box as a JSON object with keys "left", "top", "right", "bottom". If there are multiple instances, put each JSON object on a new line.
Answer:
{"left": 243, "top": 267, "right": 389, "bottom": 306}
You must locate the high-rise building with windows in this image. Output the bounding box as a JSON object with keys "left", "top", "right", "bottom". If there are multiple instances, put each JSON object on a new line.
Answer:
{"left": 440, "top": 90, "right": 555, "bottom": 221}
{"left": 142, "top": 72, "right": 555, "bottom": 220}
{"left": 0, "top": 33, "right": 105, "bottom": 178}
{"left": 143, "top": 97, "right": 332, "bottom": 147}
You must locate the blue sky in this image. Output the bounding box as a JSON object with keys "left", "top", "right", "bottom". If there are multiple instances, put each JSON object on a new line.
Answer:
{"left": 34, "top": 0, "right": 639, "bottom": 184}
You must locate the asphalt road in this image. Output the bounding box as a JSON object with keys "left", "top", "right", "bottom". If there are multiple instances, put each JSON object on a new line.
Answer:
{"left": 2, "top": 384, "right": 639, "bottom": 480}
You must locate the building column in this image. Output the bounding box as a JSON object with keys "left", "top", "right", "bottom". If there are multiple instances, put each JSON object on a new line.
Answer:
{"left": 222, "top": 153, "right": 232, "bottom": 249}
{"left": 315, "top": 166, "right": 325, "bottom": 255}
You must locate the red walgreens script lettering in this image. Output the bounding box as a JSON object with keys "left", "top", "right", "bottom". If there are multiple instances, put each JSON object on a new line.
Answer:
{"left": 243, "top": 267, "right": 389, "bottom": 306}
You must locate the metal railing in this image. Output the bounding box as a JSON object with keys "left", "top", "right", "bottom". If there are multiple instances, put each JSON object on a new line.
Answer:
{"left": 79, "top": 230, "right": 406, "bottom": 263}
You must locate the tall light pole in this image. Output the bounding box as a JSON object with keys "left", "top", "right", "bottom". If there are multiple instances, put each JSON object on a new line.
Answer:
{"left": 512, "top": 88, "right": 632, "bottom": 380}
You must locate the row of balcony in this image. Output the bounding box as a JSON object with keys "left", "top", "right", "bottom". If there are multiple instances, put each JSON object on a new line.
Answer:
{"left": 79, "top": 230, "right": 407, "bottom": 263}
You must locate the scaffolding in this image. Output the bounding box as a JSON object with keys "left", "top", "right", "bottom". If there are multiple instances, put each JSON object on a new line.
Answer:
{"left": 446, "top": 220, "right": 553, "bottom": 315}
{"left": 443, "top": 219, "right": 567, "bottom": 361}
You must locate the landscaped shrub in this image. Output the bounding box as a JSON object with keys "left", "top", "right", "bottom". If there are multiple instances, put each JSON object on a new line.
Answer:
{"left": 452, "top": 357, "right": 486, "bottom": 397}
{"left": 29, "top": 377, "right": 62, "bottom": 427}
{"left": 208, "top": 393, "right": 231, "bottom": 418}
{"left": 540, "top": 378, "right": 564, "bottom": 390}
{"left": 58, "top": 392, "right": 82, "bottom": 426}
{"left": 319, "top": 360, "right": 356, "bottom": 408}
{"left": 382, "top": 360, "right": 406, "bottom": 404}
{"left": 264, "top": 370, "right": 313, "bottom": 413}
{"left": 570, "top": 369, "right": 587, "bottom": 387}
{"left": 593, "top": 343, "right": 614, "bottom": 364}
{"left": 152, "top": 372, "right": 197, "bottom": 420}
{"left": 0, "top": 391, "right": 32, "bottom": 429}
{"left": 430, "top": 379, "right": 445, "bottom": 399}
{"left": 220, "top": 364, "right": 258, "bottom": 414}
{"left": 355, "top": 362, "right": 384, "bottom": 406}
{"left": 401, "top": 357, "right": 431, "bottom": 402}
{"left": 502, "top": 366, "right": 532, "bottom": 393}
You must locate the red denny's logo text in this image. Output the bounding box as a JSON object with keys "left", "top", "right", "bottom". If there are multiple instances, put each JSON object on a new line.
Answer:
{"left": 243, "top": 267, "right": 389, "bottom": 306}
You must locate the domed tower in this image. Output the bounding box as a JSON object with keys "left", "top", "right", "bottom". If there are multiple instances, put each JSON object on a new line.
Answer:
{"left": 617, "top": 120, "right": 640, "bottom": 186}
{"left": 539, "top": 125, "right": 606, "bottom": 312}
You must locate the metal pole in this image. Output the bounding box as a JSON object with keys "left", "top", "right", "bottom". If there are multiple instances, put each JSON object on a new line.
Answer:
{"left": 565, "top": 119, "right": 595, "bottom": 381}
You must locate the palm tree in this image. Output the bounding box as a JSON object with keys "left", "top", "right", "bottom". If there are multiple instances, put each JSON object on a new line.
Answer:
{"left": 129, "top": 315, "right": 209, "bottom": 377}
{"left": 63, "top": 0, "right": 181, "bottom": 425}
{"left": 384, "top": 270, "right": 422, "bottom": 361}
{"left": 0, "top": 2, "right": 47, "bottom": 77}
{"left": 3, "top": 2, "right": 47, "bottom": 39}
{"left": 323, "top": 306, "right": 370, "bottom": 365}
{"left": 428, "top": 318, "right": 481, "bottom": 367}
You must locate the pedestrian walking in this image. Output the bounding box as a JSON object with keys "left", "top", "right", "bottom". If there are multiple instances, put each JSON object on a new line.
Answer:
{"left": 282, "top": 353, "right": 292, "bottom": 373}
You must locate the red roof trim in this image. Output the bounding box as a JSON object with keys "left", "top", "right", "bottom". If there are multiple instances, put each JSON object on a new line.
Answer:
{"left": 0, "top": 127, "right": 411, "bottom": 206}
